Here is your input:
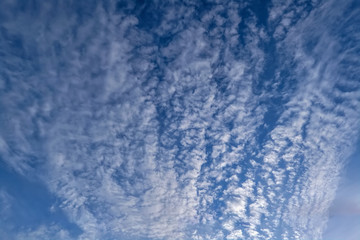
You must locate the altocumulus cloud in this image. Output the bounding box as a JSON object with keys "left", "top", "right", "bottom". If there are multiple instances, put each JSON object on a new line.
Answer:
{"left": 0, "top": 0, "right": 359, "bottom": 239}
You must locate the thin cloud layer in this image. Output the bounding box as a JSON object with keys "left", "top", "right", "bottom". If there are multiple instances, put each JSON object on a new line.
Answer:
{"left": 0, "top": 0, "right": 359, "bottom": 239}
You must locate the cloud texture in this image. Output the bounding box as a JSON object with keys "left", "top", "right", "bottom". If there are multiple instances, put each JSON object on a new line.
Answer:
{"left": 0, "top": 0, "right": 359, "bottom": 239}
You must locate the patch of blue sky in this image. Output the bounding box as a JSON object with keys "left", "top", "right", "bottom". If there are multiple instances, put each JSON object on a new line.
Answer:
{"left": 0, "top": 160, "right": 82, "bottom": 238}
{"left": 323, "top": 141, "right": 360, "bottom": 240}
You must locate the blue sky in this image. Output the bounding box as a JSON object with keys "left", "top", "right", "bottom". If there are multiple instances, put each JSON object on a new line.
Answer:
{"left": 323, "top": 142, "right": 360, "bottom": 240}
{"left": 0, "top": 0, "right": 359, "bottom": 239}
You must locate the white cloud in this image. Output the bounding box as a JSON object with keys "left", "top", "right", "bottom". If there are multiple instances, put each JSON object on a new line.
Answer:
{"left": 0, "top": 0, "right": 358, "bottom": 239}
{"left": 226, "top": 229, "right": 244, "bottom": 239}
{"left": 15, "top": 225, "right": 73, "bottom": 240}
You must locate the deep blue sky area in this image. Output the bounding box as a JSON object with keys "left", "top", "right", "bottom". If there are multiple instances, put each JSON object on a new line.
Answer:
{"left": 0, "top": 0, "right": 359, "bottom": 239}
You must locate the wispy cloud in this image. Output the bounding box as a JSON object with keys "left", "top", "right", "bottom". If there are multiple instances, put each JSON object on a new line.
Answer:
{"left": 0, "top": 0, "right": 358, "bottom": 239}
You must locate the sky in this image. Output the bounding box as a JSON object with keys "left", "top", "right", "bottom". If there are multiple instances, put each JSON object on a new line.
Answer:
{"left": 0, "top": 0, "right": 359, "bottom": 240}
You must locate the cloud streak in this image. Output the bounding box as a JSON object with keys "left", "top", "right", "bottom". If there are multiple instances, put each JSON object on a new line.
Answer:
{"left": 0, "top": 0, "right": 359, "bottom": 239}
